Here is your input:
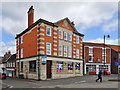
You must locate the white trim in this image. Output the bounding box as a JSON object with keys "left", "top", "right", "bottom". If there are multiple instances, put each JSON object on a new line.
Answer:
{"left": 53, "top": 32, "right": 57, "bottom": 35}
{"left": 53, "top": 40, "right": 57, "bottom": 43}
{"left": 53, "top": 48, "right": 57, "bottom": 51}
{"left": 40, "top": 29, "right": 44, "bottom": 31}
{"left": 38, "top": 37, "right": 44, "bottom": 40}
{"left": 38, "top": 33, "right": 44, "bottom": 36}
{"left": 85, "top": 63, "right": 110, "bottom": 65}
{"left": 53, "top": 36, "right": 57, "bottom": 39}
{"left": 38, "top": 42, "right": 44, "bottom": 45}
{"left": 53, "top": 44, "right": 57, "bottom": 47}
{"left": 38, "top": 46, "right": 45, "bottom": 49}
{"left": 46, "top": 42, "right": 51, "bottom": 55}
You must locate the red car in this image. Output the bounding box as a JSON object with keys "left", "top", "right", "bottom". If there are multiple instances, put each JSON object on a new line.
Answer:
{"left": 105, "top": 71, "right": 110, "bottom": 75}
{"left": 0, "top": 73, "right": 6, "bottom": 79}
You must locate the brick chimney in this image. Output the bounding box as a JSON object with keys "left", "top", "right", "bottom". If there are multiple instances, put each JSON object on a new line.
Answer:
{"left": 28, "top": 6, "right": 34, "bottom": 27}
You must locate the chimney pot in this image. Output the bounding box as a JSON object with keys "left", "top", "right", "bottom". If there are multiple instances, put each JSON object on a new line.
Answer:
{"left": 71, "top": 21, "right": 75, "bottom": 26}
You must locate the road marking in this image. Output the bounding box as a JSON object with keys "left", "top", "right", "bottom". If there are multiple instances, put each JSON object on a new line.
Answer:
{"left": 0, "top": 82, "right": 14, "bottom": 88}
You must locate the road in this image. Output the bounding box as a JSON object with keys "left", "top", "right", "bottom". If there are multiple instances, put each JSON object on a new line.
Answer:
{"left": 1, "top": 74, "right": 119, "bottom": 89}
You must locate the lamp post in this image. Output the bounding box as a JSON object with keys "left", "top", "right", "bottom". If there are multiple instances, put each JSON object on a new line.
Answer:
{"left": 103, "top": 35, "right": 110, "bottom": 75}
{"left": 37, "top": 23, "right": 40, "bottom": 81}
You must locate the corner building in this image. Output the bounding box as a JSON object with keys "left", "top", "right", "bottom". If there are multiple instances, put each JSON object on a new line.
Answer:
{"left": 15, "top": 6, "right": 84, "bottom": 80}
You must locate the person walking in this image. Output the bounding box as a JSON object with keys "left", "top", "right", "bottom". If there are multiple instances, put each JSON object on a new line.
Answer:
{"left": 96, "top": 70, "right": 102, "bottom": 82}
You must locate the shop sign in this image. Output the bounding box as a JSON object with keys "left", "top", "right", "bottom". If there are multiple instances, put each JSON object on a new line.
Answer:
{"left": 42, "top": 56, "right": 47, "bottom": 63}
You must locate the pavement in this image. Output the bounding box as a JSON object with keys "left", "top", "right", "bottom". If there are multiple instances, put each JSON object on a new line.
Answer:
{"left": 1, "top": 74, "right": 119, "bottom": 89}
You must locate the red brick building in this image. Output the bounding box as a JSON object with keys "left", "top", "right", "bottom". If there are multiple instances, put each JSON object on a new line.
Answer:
{"left": 15, "top": 6, "right": 84, "bottom": 80}
{"left": 108, "top": 45, "right": 120, "bottom": 74}
{"left": 83, "top": 42, "right": 111, "bottom": 75}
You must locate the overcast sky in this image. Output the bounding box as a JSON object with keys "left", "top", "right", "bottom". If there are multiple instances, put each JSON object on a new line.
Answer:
{"left": 0, "top": 0, "right": 119, "bottom": 56}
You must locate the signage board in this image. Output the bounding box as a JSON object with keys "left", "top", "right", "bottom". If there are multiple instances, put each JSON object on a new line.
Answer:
{"left": 42, "top": 56, "right": 47, "bottom": 63}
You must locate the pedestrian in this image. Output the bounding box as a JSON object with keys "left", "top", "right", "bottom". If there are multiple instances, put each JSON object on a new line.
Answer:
{"left": 96, "top": 70, "right": 102, "bottom": 82}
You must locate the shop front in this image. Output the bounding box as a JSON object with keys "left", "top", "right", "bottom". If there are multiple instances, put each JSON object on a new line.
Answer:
{"left": 85, "top": 63, "right": 111, "bottom": 75}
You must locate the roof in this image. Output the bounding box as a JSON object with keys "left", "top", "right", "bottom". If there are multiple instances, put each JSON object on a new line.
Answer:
{"left": 15, "top": 17, "right": 84, "bottom": 39}
{"left": 83, "top": 42, "right": 120, "bottom": 52}
{"left": 15, "top": 18, "right": 58, "bottom": 39}
{"left": 2, "top": 55, "right": 10, "bottom": 63}
{"left": 6, "top": 54, "right": 16, "bottom": 62}
{"left": 0, "top": 57, "right": 3, "bottom": 64}
{"left": 55, "top": 17, "right": 84, "bottom": 37}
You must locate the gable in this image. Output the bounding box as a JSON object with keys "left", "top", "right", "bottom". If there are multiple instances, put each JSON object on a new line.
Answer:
{"left": 56, "top": 18, "right": 74, "bottom": 32}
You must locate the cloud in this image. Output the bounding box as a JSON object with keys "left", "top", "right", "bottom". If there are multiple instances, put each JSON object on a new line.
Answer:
{"left": 0, "top": 41, "right": 16, "bottom": 56}
{"left": 84, "top": 38, "right": 118, "bottom": 45}
{"left": 1, "top": 2, "right": 118, "bottom": 36}
{"left": 102, "top": 19, "right": 118, "bottom": 33}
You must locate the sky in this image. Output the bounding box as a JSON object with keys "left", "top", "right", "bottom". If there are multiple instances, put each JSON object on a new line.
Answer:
{"left": 0, "top": 0, "right": 119, "bottom": 56}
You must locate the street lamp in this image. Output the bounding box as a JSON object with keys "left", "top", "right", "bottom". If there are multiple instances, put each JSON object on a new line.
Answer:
{"left": 103, "top": 35, "right": 110, "bottom": 75}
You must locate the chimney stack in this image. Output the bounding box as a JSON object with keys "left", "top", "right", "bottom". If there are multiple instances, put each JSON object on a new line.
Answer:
{"left": 28, "top": 6, "right": 34, "bottom": 27}
{"left": 71, "top": 21, "right": 75, "bottom": 26}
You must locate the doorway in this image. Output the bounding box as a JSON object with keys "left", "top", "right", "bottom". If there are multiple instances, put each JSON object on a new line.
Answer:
{"left": 47, "top": 60, "right": 52, "bottom": 78}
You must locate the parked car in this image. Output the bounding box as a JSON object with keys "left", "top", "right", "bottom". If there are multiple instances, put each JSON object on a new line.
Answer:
{"left": 105, "top": 71, "right": 110, "bottom": 75}
{"left": 0, "top": 73, "right": 6, "bottom": 79}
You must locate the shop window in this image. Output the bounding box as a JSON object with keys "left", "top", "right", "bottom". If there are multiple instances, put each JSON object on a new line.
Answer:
{"left": 75, "top": 62, "right": 80, "bottom": 73}
{"left": 99, "top": 65, "right": 108, "bottom": 72}
{"left": 68, "top": 62, "right": 73, "bottom": 72}
{"left": 46, "top": 26, "right": 51, "bottom": 36}
{"left": 64, "top": 32, "right": 67, "bottom": 40}
{"left": 68, "top": 33, "right": 72, "bottom": 41}
{"left": 29, "top": 61, "right": 36, "bottom": 72}
{"left": 56, "top": 61, "right": 63, "bottom": 72}
{"left": 21, "top": 62, "right": 23, "bottom": 72}
{"left": 86, "top": 65, "right": 96, "bottom": 72}
{"left": 64, "top": 46, "right": 67, "bottom": 57}
{"left": 59, "top": 30, "right": 63, "bottom": 39}
{"left": 46, "top": 42, "right": 51, "bottom": 55}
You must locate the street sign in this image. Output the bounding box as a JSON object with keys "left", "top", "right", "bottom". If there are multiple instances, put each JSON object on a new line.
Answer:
{"left": 42, "top": 56, "right": 47, "bottom": 63}
{"left": 115, "top": 62, "right": 120, "bottom": 66}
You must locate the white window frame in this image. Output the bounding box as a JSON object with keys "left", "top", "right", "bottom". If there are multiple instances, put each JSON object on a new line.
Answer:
{"left": 46, "top": 26, "right": 51, "bottom": 36}
{"left": 89, "top": 48, "right": 93, "bottom": 54}
{"left": 68, "top": 33, "right": 72, "bottom": 41}
{"left": 21, "top": 48, "right": 23, "bottom": 58}
{"left": 68, "top": 47, "right": 72, "bottom": 57}
{"left": 18, "top": 50, "right": 19, "bottom": 58}
{"left": 89, "top": 55, "right": 93, "bottom": 62}
{"left": 76, "top": 36, "right": 79, "bottom": 44}
{"left": 64, "top": 32, "right": 67, "bottom": 40}
{"left": 18, "top": 38, "right": 19, "bottom": 45}
{"left": 21, "top": 36, "right": 23, "bottom": 44}
{"left": 59, "top": 30, "right": 63, "bottom": 39}
{"left": 46, "top": 42, "right": 51, "bottom": 55}
{"left": 64, "top": 46, "right": 67, "bottom": 57}
{"left": 76, "top": 49, "right": 79, "bottom": 59}
{"left": 59, "top": 45, "right": 63, "bottom": 56}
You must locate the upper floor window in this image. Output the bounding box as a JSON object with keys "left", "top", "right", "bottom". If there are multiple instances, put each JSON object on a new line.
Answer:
{"left": 18, "top": 50, "right": 19, "bottom": 58}
{"left": 64, "top": 46, "right": 67, "bottom": 57}
{"left": 76, "top": 36, "right": 79, "bottom": 44}
{"left": 119, "top": 54, "right": 120, "bottom": 58}
{"left": 64, "top": 32, "right": 67, "bottom": 40}
{"left": 76, "top": 49, "right": 79, "bottom": 59}
{"left": 46, "top": 26, "right": 51, "bottom": 36}
{"left": 21, "top": 36, "right": 23, "bottom": 44}
{"left": 59, "top": 45, "right": 62, "bottom": 56}
{"left": 21, "top": 48, "right": 23, "bottom": 58}
{"left": 102, "top": 55, "right": 106, "bottom": 63}
{"left": 89, "top": 48, "right": 93, "bottom": 54}
{"left": 68, "top": 33, "right": 72, "bottom": 41}
{"left": 59, "top": 30, "right": 63, "bottom": 39}
{"left": 46, "top": 42, "right": 51, "bottom": 55}
{"left": 68, "top": 47, "right": 72, "bottom": 57}
{"left": 18, "top": 38, "right": 19, "bottom": 45}
{"left": 89, "top": 55, "right": 93, "bottom": 62}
